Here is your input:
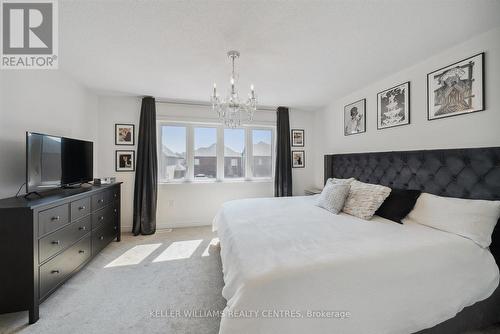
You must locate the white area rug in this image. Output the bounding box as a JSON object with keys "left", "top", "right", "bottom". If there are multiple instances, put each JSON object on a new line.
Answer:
{"left": 0, "top": 227, "right": 225, "bottom": 334}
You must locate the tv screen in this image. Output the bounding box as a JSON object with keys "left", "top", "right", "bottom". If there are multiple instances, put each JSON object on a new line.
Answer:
{"left": 26, "top": 132, "right": 93, "bottom": 193}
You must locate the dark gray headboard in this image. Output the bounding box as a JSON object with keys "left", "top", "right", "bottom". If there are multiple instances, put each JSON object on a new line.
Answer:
{"left": 324, "top": 147, "right": 500, "bottom": 261}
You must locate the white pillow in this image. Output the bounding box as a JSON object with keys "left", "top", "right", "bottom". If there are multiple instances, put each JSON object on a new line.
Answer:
{"left": 316, "top": 183, "right": 351, "bottom": 214}
{"left": 342, "top": 180, "right": 392, "bottom": 220}
{"left": 407, "top": 193, "right": 500, "bottom": 248}
{"left": 326, "top": 177, "right": 355, "bottom": 185}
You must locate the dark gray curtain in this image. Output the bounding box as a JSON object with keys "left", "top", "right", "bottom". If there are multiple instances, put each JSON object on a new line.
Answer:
{"left": 274, "top": 106, "right": 292, "bottom": 197}
{"left": 133, "top": 97, "right": 158, "bottom": 235}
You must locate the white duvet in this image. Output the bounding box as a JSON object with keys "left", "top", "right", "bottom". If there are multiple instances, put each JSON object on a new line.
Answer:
{"left": 213, "top": 195, "right": 499, "bottom": 334}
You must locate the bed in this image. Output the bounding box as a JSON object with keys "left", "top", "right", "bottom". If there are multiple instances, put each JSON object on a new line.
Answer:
{"left": 213, "top": 147, "right": 500, "bottom": 334}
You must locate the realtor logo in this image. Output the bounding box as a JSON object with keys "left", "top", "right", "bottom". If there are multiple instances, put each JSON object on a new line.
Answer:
{"left": 1, "top": 0, "right": 58, "bottom": 69}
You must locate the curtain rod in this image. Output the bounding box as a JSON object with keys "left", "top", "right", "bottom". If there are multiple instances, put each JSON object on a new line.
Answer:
{"left": 154, "top": 98, "right": 277, "bottom": 112}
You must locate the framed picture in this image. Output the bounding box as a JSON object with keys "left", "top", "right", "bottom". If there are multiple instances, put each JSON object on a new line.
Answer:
{"left": 292, "top": 150, "right": 305, "bottom": 168}
{"left": 344, "top": 99, "right": 366, "bottom": 136}
{"left": 115, "top": 150, "right": 135, "bottom": 172}
{"left": 115, "top": 124, "right": 135, "bottom": 145}
{"left": 377, "top": 81, "right": 410, "bottom": 129}
{"left": 291, "top": 129, "right": 305, "bottom": 147}
{"left": 427, "top": 52, "right": 484, "bottom": 120}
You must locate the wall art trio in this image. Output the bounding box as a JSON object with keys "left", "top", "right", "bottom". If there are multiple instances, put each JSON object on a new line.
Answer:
{"left": 344, "top": 52, "right": 485, "bottom": 135}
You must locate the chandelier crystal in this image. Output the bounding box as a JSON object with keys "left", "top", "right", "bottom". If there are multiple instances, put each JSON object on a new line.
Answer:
{"left": 211, "top": 50, "right": 257, "bottom": 128}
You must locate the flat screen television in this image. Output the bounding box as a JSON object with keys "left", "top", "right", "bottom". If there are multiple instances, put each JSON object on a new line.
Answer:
{"left": 26, "top": 132, "right": 93, "bottom": 194}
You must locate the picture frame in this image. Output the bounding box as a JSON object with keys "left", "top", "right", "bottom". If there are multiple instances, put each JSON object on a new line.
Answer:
{"left": 115, "top": 124, "right": 135, "bottom": 146}
{"left": 377, "top": 81, "right": 410, "bottom": 130}
{"left": 344, "top": 99, "right": 366, "bottom": 136}
{"left": 291, "top": 129, "right": 305, "bottom": 147}
{"left": 427, "top": 52, "right": 485, "bottom": 121}
{"left": 292, "top": 150, "right": 305, "bottom": 168}
{"left": 115, "top": 150, "right": 135, "bottom": 172}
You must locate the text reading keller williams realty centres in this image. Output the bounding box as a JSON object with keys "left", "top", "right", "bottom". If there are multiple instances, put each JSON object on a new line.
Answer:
{"left": 150, "top": 309, "right": 352, "bottom": 319}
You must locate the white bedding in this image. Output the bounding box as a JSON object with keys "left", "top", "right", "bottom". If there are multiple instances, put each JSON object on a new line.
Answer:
{"left": 213, "top": 195, "right": 499, "bottom": 334}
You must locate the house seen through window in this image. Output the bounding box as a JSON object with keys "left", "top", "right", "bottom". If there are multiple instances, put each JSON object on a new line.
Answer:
{"left": 159, "top": 123, "right": 274, "bottom": 182}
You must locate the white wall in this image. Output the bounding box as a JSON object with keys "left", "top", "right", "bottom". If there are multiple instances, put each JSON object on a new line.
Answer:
{"left": 313, "top": 27, "right": 500, "bottom": 188}
{"left": 0, "top": 71, "right": 98, "bottom": 199}
{"left": 96, "top": 96, "right": 317, "bottom": 230}
{"left": 95, "top": 96, "right": 141, "bottom": 231}
{"left": 289, "top": 108, "right": 317, "bottom": 195}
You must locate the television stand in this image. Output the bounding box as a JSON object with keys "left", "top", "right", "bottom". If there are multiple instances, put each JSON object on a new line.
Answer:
{"left": 62, "top": 184, "right": 83, "bottom": 189}
{"left": 23, "top": 191, "right": 42, "bottom": 199}
{"left": 62, "top": 182, "right": 94, "bottom": 190}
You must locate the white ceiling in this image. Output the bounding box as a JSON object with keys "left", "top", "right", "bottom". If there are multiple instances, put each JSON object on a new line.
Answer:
{"left": 60, "top": 0, "right": 500, "bottom": 110}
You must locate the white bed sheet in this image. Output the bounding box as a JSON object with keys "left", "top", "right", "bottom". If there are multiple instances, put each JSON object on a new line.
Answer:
{"left": 213, "top": 195, "right": 499, "bottom": 334}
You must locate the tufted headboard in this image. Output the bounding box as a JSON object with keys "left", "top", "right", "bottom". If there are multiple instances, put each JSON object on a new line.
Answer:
{"left": 324, "top": 147, "right": 500, "bottom": 262}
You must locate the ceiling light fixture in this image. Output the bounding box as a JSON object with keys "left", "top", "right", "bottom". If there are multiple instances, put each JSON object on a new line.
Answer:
{"left": 211, "top": 50, "right": 257, "bottom": 128}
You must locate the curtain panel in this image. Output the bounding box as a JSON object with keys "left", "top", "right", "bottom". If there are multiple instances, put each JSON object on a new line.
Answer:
{"left": 133, "top": 97, "right": 158, "bottom": 235}
{"left": 274, "top": 106, "right": 293, "bottom": 197}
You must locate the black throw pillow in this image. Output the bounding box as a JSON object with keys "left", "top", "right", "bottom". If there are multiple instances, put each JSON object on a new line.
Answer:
{"left": 375, "top": 189, "right": 421, "bottom": 224}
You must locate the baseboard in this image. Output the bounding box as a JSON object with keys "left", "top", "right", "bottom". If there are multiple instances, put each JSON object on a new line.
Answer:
{"left": 121, "top": 220, "right": 212, "bottom": 232}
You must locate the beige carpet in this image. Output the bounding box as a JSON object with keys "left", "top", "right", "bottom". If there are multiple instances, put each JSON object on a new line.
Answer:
{"left": 0, "top": 227, "right": 225, "bottom": 334}
{"left": 1, "top": 226, "right": 499, "bottom": 334}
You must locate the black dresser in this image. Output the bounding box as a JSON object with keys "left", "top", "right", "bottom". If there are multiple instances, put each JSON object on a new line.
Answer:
{"left": 0, "top": 182, "right": 122, "bottom": 324}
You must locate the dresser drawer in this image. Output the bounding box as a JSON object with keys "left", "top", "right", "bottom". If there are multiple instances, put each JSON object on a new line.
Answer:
{"left": 38, "top": 204, "right": 70, "bottom": 236}
{"left": 91, "top": 190, "right": 112, "bottom": 211}
{"left": 39, "top": 235, "right": 91, "bottom": 298}
{"left": 70, "top": 197, "right": 91, "bottom": 222}
{"left": 92, "top": 204, "right": 114, "bottom": 230}
{"left": 111, "top": 186, "right": 120, "bottom": 201}
{"left": 92, "top": 222, "right": 117, "bottom": 255}
{"left": 39, "top": 216, "right": 91, "bottom": 263}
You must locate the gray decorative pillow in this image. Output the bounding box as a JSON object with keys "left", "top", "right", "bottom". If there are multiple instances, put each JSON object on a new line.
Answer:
{"left": 342, "top": 180, "right": 392, "bottom": 220}
{"left": 326, "top": 177, "right": 355, "bottom": 185}
{"left": 316, "top": 183, "right": 351, "bottom": 214}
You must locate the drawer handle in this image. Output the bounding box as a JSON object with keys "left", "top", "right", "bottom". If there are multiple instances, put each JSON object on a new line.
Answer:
{"left": 79, "top": 226, "right": 86, "bottom": 231}
{"left": 51, "top": 270, "right": 60, "bottom": 274}
{"left": 114, "top": 226, "right": 117, "bottom": 231}
{"left": 114, "top": 209, "right": 118, "bottom": 214}
{"left": 78, "top": 206, "right": 86, "bottom": 211}
{"left": 51, "top": 240, "right": 61, "bottom": 245}
{"left": 99, "top": 236, "right": 104, "bottom": 240}
{"left": 98, "top": 199, "right": 104, "bottom": 204}
{"left": 78, "top": 250, "right": 85, "bottom": 254}
{"left": 51, "top": 216, "right": 60, "bottom": 221}
{"left": 99, "top": 216, "right": 104, "bottom": 221}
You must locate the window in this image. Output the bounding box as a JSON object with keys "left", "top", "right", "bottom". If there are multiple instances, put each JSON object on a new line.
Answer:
{"left": 224, "top": 128, "right": 245, "bottom": 179}
{"left": 159, "top": 125, "right": 186, "bottom": 181}
{"left": 158, "top": 122, "right": 274, "bottom": 183}
{"left": 252, "top": 129, "right": 273, "bottom": 178}
{"left": 194, "top": 127, "right": 217, "bottom": 179}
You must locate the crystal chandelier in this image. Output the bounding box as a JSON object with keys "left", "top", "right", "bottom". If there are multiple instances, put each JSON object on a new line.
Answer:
{"left": 211, "top": 50, "right": 257, "bottom": 128}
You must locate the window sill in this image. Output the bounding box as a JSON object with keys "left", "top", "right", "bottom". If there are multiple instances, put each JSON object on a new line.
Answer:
{"left": 158, "top": 178, "right": 273, "bottom": 185}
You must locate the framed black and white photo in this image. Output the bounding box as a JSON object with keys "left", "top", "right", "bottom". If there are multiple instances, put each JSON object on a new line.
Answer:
{"left": 377, "top": 81, "right": 410, "bottom": 129}
{"left": 115, "top": 150, "right": 135, "bottom": 172}
{"left": 291, "top": 129, "right": 305, "bottom": 147}
{"left": 115, "top": 124, "right": 135, "bottom": 145}
{"left": 344, "top": 99, "right": 366, "bottom": 136}
{"left": 427, "top": 52, "right": 484, "bottom": 121}
{"left": 292, "top": 150, "right": 305, "bottom": 168}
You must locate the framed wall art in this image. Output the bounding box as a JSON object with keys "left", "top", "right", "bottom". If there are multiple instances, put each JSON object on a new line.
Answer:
{"left": 291, "top": 129, "right": 305, "bottom": 147}
{"left": 377, "top": 81, "right": 410, "bottom": 129}
{"left": 344, "top": 99, "right": 366, "bottom": 136}
{"left": 116, "top": 150, "right": 135, "bottom": 172}
{"left": 292, "top": 150, "right": 305, "bottom": 168}
{"left": 427, "top": 52, "right": 484, "bottom": 120}
{"left": 115, "top": 124, "right": 135, "bottom": 145}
